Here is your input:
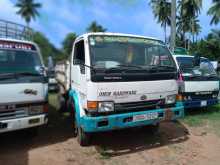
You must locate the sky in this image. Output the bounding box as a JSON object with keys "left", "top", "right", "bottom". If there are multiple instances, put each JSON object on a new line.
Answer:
{"left": 0, "top": 0, "right": 220, "bottom": 48}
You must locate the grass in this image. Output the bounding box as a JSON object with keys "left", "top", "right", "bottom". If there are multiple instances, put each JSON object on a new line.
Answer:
{"left": 182, "top": 104, "right": 220, "bottom": 136}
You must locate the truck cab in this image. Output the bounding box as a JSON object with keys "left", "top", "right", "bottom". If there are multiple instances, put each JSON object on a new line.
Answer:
{"left": 173, "top": 54, "right": 219, "bottom": 108}
{"left": 57, "top": 33, "right": 184, "bottom": 146}
{"left": 0, "top": 20, "right": 48, "bottom": 134}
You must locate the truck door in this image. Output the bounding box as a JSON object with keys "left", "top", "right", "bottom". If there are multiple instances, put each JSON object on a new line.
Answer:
{"left": 71, "top": 39, "right": 87, "bottom": 95}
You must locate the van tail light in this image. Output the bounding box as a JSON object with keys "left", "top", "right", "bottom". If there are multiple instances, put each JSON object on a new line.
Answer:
{"left": 43, "top": 103, "right": 49, "bottom": 113}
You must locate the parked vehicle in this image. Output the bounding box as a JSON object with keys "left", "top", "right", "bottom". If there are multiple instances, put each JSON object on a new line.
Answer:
{"left": 173, "top": 54, "right": 220, "bottom": 109}
{"left": 56, "top": 33, "right": 184, "bottom": 146}
{"left": 0, "top": 20, "right": 48, "bottom": 134}
{"left": 48, "top": 69, "right": 58, "bottom": 92}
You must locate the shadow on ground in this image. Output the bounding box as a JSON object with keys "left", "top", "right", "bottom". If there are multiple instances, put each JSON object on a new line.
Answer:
{"left": 93, "top": 121, "right": 189, "bottom": 157}
{"left": 0, "top": 97, "right": 74, "bottom": 165}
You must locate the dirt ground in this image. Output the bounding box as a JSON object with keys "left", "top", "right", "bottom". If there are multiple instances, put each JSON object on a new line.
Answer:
{"left": 1, "top": 103, "right": 220, "bottom": 165}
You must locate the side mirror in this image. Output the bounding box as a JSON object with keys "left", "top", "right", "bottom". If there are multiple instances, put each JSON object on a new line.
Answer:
{"left": 193, "top": 55, "right": 200, "bottom": 66}
{"left": 35, "top": 66, "right": 46, "bottom": 75}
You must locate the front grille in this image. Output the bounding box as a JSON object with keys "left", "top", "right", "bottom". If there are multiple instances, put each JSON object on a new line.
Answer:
{"left": 115, "top": 99, "right": 165, "bottom": 112}
{"left": 0, "top": 101, "right": 45, "bottom": 120}
{"left": 0, "top": 109, "right": 28, "bottom": 120}
{"left": 183, "top": 91, "right": 218, "bottom": 100}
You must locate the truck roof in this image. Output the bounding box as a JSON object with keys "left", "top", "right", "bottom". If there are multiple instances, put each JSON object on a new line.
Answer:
{"left": 76, "top": 32, "right": 162, "bottom": 42}
{"left": 0, "top": 37, "right": 37, "bottom": 46}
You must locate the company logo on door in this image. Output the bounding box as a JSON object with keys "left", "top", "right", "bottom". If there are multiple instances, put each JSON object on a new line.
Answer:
{"left": 99, "top": 90, "right": 137, "bottom": 97}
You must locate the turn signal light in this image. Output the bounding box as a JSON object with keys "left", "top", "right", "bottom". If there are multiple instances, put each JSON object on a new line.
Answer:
{"left": 176, "top": 94, "right": 182, "bottom": 101}
{"left": 87, "top": 101, "right": 98, "bottom": 110}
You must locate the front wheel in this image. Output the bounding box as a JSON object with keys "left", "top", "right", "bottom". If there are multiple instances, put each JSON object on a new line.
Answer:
{"left": 77, "top": 126, "right": 91, "bottom": 146}
{"left": 70, "top": 100, "right": 77, "bottom": 137}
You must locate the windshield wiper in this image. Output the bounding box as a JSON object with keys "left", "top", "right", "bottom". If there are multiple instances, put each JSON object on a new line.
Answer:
{"left": 0, "top": 72, "right": 42, "bottom": 80}
{"left": 15, "top": 72, "right": 42, "bottom": 77}
{"left": 157, "top": 65, "right": 176, "bottom": 70}
{"left": 116, "top": 64, "right": 143, "bottom": 69}
{"left": 0, "top": 73, "right": 17, "bottom": 80}
{"left": 205, "top": 74, "right": 218, "bottom": 79}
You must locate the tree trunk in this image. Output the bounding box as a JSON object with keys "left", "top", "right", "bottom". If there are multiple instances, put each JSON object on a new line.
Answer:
{"left": 164, "top": 23, "right": 167, "bottom": 44}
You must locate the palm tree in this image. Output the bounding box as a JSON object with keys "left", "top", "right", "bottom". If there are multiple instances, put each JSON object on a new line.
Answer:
{"left": 15, "top": 0, "right": 42, "bottom": 27}
{"left": 150, "top": 0, "right": 171, "bottom": 44}
{"left": 86, "top": 21, "right": 107, "bottom": 32}
{"left": 207, "top": 0, "right": 220, "bottom": 25}
{"left": 177, "top": 0, "right": 202, "bottom": 48}
{"left": 190, "top": 16, "right": 201, "bottom": 43}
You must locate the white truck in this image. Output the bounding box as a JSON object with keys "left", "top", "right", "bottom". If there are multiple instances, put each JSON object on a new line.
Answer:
{"left": 173, "top": 54, "right": 219, "bottom": 109}
{"left": 0, "top": 20, "right": 48, "bottom": 134}
{"left": 56, "top": 33, "right": 184, "bottom": 146}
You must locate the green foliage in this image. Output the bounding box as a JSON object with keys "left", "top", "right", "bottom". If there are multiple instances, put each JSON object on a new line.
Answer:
{"left": 207, "top": 0, "right": 220, "bottom": 25}
{"left": 150, "top": 0, "right": 171, "bottom": 43}
{"left": 86, "top": 21, "right": 107, "bottom": 32}
{"left": 33, "top": 32, "right": 63, "bottom": 64}
{"left": 62, "top": 33, "right": 77, "bottom": 58}
{"left": 15, "top": 0, "right": 42, "bottom": 26}
{"left": 189, "top": 29, "right": 220, "bottom": 60}
{"left": 176, "top": 0, "right": 202, "bottom": 45}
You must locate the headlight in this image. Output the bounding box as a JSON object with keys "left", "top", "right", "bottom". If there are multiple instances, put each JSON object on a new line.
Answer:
{"left": 29, "top": 105, "right": 43, "bottom": 115}
{"left": 165, "top": 95, "right": 176, "bottom": 104}
{"left": 98, "top": 102, "right": 114, "bottom": 113}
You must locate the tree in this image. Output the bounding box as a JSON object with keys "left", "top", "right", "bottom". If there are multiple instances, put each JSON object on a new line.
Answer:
{"left": 189, "top": 16, "right": 201, "bottom": 43}
{"left": 177, "top": 0, "right": 202, "bottom": 48}
{"left": 190, "top": 29, "right": 220, "bottom": 60}
{"left": 62, "top": 33, "right": 77, "bottom": 57}
{"left": 207, "top": 0, "right": 220, "bottom": 25}
{"left": 150, "top": 0, "right": 171, "bottom": 44}
{"left": 86, "top": 21, "right": 107, "bottom": 32}
{"left": 15, "top": 0, "right": 42, "bottom": 26}
{"left": 33, "top": 32, "right": 63, "bottom": 63}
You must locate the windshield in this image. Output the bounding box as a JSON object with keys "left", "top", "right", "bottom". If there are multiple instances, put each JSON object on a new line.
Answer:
{"left": 89, "top": 36, "right": 176, "bottom": 71}
{"left": 0, "top": 49, "right": 42, "bottom": 74}
{"left": 176, "top": 56, "right": 217, "bottom": 76}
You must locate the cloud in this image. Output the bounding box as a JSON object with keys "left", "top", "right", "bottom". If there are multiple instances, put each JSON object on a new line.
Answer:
{"left": 0, "top": 0, "right": 24, "bottom": 24}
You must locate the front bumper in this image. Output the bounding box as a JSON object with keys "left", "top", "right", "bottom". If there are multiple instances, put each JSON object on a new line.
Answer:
{"left": 80, "top": 102, "right": 184, "bottom": 133}
{"left": 183, "top": 99, "right": 218, "bottom": 109}
{"left": 0, "top": 114, "right": 48, "bottom": 133}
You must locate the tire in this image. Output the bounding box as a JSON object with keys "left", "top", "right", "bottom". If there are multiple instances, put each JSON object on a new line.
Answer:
{"left": 77, "top": 126, "right": 91, "bottom": 147}
{"left": 71, "top": 99, "right": 91, "bottom": 146}
{"left": 70, "top": 100, "right": 77, "bottom": 137}
{"left": 58, "top": 94, "right": 67, "bottom": 113}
